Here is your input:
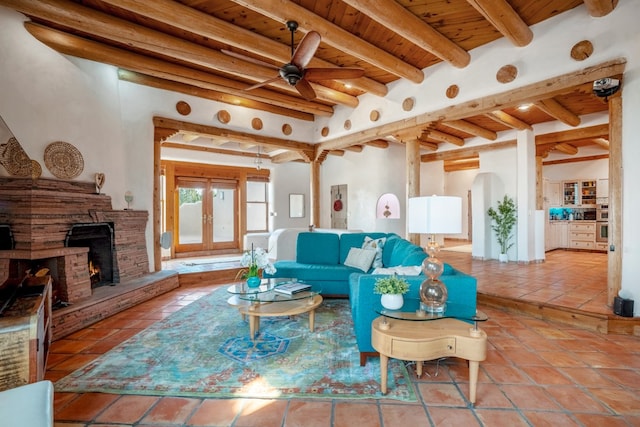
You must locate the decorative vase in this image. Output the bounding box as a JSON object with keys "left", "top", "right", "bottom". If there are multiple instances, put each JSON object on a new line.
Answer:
{"left": 499, "top": 253, "right": 508, "bottom": 263}
{"left": 246, "top": 276, "right": 261, "bottom": 288}
{"left": 381, "top": 293, "right": 404, "bottom": 310}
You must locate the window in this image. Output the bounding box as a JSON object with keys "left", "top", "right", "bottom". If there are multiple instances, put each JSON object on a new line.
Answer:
{"left": 246, "top": 181, "right": 268, "bottom": 232}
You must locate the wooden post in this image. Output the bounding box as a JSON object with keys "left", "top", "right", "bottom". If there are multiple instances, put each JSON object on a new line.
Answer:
{"left": 608, "top": 95, "right": 622, "bottom": 306}
{"left": 535, "top": 156, "right": 543, "bottom": 210}
{"left": 310, "top": 160, "right": 320, "bottom": 228}
{"left": 153, "top": 131, "right": 162, "bottom": 272}
{"left": 406, "top": 138, "right": 420, "bottom": 244}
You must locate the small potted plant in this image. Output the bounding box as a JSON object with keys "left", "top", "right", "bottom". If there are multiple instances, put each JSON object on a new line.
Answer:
{"left": 487, "top": 195, "right": 517, "bottom": 262}
{"left": 240, "top": 244, "right": 276, "bottom": 287}
{"left": 374, "top": 275, "right": 410, "bottom": 310}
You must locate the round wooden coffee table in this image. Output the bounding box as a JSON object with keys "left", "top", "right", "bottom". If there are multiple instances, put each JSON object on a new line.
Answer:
{"left": 227, "top": 278, "right": 322, "bottom": 339}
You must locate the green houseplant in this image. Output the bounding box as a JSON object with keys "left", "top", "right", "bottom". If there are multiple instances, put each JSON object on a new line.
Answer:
{"left": 487, "top": 195, "right": 517, "bottom": 261}
{"left": 374, "top": 275, "right": 410, "bottom": 310}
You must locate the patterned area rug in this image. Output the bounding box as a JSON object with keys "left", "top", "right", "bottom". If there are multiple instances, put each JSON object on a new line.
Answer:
{"left": 56, "top": 287, "right": 417, "bottom": 401}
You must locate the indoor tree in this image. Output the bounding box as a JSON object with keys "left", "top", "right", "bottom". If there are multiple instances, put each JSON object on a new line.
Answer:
{"left": 487, "top": 195, "right": 517, "bottom": 261}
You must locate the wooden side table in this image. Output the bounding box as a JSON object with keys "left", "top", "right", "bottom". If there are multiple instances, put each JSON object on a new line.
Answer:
{"left": 371, "top": 315, "right": 487, "bottom": 405}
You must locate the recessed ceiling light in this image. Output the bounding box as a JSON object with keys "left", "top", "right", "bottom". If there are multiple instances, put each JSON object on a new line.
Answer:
{"left": 344, "top": 83, "right": 352, "bottom": 89}
{"left": 517, "top": 103, "right": 532, "bottom": 111}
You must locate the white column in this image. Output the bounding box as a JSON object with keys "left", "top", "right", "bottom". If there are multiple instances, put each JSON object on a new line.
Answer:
{"left": 516, "top": 129, "right": 537, "bottom": 262}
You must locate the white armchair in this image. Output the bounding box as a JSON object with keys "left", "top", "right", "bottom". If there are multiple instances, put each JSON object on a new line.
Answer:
{"left": 0, "top": 380, "right": 54, "bottom": 427}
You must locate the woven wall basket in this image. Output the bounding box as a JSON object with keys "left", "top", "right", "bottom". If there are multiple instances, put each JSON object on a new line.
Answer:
{"left": 44, "top": 141, "right": 84, "bottom": 179}
{"left": 0, "top": 137, "right": 32, "bottom": 177}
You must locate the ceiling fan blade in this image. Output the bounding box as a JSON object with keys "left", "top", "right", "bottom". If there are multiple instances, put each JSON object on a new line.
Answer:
{"left": 295, "top": 78, "right": 317, "bottom": 100}
{"left": 304, "top": 67, "right": 365, "bottom": 81}
{"left": 244, "top": 75, "right": 281, "bottom": 91}
{"left": 221, "top": 49, "right": 279, "bottom": 70}
{"left": 291, "top": 31, "right": 321, "bottom": 69}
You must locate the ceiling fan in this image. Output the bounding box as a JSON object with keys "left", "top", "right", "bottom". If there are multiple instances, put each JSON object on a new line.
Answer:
{"left": 232, "top": 21, "right": 365, "bottom": 100}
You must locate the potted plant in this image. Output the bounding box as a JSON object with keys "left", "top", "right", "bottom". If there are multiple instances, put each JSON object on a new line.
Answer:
{"left": 487, "top": 195, "right": 517, "bottom": 262}
{"left": 374, "top": 275, "right": 410, "bottom": 310}
{"left": 240, "top": 244, "right": 276, "bottom": 287}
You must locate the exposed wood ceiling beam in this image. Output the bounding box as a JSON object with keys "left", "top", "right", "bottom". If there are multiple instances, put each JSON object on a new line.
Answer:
{"left": 592, "top": 137, "right": 610, "bottom": 149}
{"left": 317, "top": 58, "right": 625, "bottom": 152}
{"left": 422, "top": 130, "right": 465, "bottom": 147}
{"left": 583, "top": 0, "right": 618, "bottom": 17}
{"left": 25, "top": 23, "right": 328, "bottom": 119}
{"left": 97, "top": 0, "right": 386, "bottom": 97}
{"left": 340, "top": 0, "right": 469, "bottom": 68}
{"left": 328, "top": 150, "right": 345, "bottom": 157}
{"left": 444, "top": 157, "right": 480, "bottom": 172}
{"left": 443, "top": 120, "right": 497, "bottom": 140}
{"left": 162, "top": 142, "right": 272, "bottom": 159}
{"left": 230, "top": 0, "right": 425, "bottom": 83}
{"left": 415, "top": 136, "right": 439, "bottom": 151}
{"left": 343, "top": 145, "right": 363, "bottom": 152}
{"left": 485, "top": 111, "right": 533, "bottom": 131}
{"left": 421, "top": 140, "right": 516, "bottom": 162}
{"left": 465, "top": 0, "right": 533, "bottom": 47}
{"left": 12, "top": 0, "right": 356, "bottom": 107}
{"left": 536, "top": 124, "right": 609, "bottom": 145}
{"left": 365, "top": 139, "right": 390, "bottom": 149}
{"left": 555, "top": 143, "right": 579, "bottom": 155}
{"left": 270, "top": 150, "right": 306, "bottom": 164}
{"left": 534, "top": 98, "right": 581, "bottom": 127}
{"left": 543, "top": 153, "right": 609, "bottom": 166}
{"left": 153, "top": 117, "right": 315, "bottom": 157}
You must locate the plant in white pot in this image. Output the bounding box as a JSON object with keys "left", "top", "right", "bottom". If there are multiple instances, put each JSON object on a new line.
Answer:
{"left": 487, "top": 195, "right": 517, "bottom": 262}
{"left": 374, "top": 275, "right": 410, "bottom": 310}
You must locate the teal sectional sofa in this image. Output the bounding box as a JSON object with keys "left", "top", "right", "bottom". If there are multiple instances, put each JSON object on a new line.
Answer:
{"left": 264, "top": 231, "right": 427, "bottom": 296}
{"left": 349, "top": 270, "right": 478, "bottom": 365}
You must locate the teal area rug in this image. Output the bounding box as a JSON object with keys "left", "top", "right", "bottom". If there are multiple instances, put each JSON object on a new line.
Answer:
{"left": 56, "top": 287, "right": 417, "bottom": 401}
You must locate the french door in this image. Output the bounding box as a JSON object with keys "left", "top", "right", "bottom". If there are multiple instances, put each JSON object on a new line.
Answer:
{"left": 175, "top": 177, "right": 238, "bottom": 254}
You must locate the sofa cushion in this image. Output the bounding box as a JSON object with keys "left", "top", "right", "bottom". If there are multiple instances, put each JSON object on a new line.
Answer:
{"left": 344, "top": 247, "right": 376, "bottom": 272}
{"left": 386, "top": 238, "right": 414, "bottom": 266}
{"left": 296, "top": 232, "right": 340, "bottom": 265}
{"left": 362, "top": 236, "right": 386, "bottom": 268}
{"left": 338, "top": 232, "right": 388, "bottom": 264}
{"left": 272, "top": 261, "right": 360, "bottom": 282}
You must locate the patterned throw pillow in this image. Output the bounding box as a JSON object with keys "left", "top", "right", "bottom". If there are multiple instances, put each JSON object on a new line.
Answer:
{"left": 362, "top": 236, "right": 386, "bottom": 268}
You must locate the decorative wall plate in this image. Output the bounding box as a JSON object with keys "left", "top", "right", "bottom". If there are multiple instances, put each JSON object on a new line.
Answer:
{"left": 44, "top": 141, "right": 84, "bottom": 179}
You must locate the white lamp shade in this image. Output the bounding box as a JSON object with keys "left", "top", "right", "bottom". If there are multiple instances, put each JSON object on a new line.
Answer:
{"left": 408, "top": 196, "right": 462, "bottom": 234}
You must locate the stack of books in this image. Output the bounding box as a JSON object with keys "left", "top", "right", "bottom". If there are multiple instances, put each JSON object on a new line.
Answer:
{"left": 274, "top": 282, "right": 311, "bottom": 295}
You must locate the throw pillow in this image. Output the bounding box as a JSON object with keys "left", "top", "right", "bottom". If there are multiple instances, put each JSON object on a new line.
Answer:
{"left": 362, "top": 236, "right": 386, "bottom": 268}
{"left": 344, "top": 247, "right": 376, "bottom": 272}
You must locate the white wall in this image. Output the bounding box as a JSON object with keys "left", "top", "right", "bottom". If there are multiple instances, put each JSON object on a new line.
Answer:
{"left": 2, "top": 3, "right": 640, "bottom": 313}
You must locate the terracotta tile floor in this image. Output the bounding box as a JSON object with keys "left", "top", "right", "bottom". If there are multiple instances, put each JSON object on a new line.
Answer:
{"left": 48, "top": 250, "right": 640, "bottom": 427}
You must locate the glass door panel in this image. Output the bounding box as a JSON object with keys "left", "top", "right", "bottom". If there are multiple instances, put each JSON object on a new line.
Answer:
{"left": 177, "top": 180, "right": 206, "bottom": 251}
{"left": 211, "top": 186, "right": 236, "bottom": 244}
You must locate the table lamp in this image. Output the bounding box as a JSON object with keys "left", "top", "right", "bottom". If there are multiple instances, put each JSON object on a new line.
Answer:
{"left": 408, "top": 196, "right": 462, "bottom": 313}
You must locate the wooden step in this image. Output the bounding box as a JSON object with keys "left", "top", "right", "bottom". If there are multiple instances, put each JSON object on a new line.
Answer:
{"left": 478, "top": 292, "right": 640, "bottom": 336}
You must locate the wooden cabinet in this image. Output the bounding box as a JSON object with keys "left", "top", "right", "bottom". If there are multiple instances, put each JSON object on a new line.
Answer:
{"left": 562, "top": 181, "right": 578, "bottom": 205}
{"left": 544, "top": 180, "right": 561, "bottom": 206}
{"left": 568, "top": 221, "right": 596, "bottom": 250}
{"left": 0, "top": 276, "right": 52, "bottom": 391}
{"left": 546, "top": 221, "right": 568, "bottom": 251}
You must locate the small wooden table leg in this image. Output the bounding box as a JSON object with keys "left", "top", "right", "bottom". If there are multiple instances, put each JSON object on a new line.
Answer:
{"left": 249, "top": 315, "right": 259, "bottom": 339}
{"left": 469, "top": 360, "right": 479, "bottom": 405}
{"left": 309, "top": 308, "right": 316, "bottom": 332}
{"left": 415, "top": 361, "right": 423, "bottom": 378}
{"left": 380, "top": 354, "right": 389, "bottom": 394}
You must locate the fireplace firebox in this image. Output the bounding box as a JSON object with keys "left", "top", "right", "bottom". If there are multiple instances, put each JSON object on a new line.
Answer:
{"left": 65, "top": 223, "right": 119, "bottom": 287}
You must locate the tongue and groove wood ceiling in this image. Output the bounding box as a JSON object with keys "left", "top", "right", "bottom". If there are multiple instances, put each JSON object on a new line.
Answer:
{"left": 2, "top": 0, "right": 619, "bottom": 166}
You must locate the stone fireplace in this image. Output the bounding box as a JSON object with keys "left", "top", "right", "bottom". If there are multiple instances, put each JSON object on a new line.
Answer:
{"left": 0, "top": 177, "right": 179, "bottom": 338}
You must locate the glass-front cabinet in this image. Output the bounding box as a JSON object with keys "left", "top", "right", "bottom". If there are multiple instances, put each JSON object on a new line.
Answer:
{"left": 580, "top": 180, "right": 597, "bottom": 205}
{"left": 562, "top": 179, "right": 597, "bottom": 206}
{"left": 563, "top": 181, "right": 578, "bottom": 205}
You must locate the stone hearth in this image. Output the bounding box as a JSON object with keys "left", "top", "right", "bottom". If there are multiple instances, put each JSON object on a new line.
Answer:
{"left": 0, "top": 177, "right": 178, "bottom": 338}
